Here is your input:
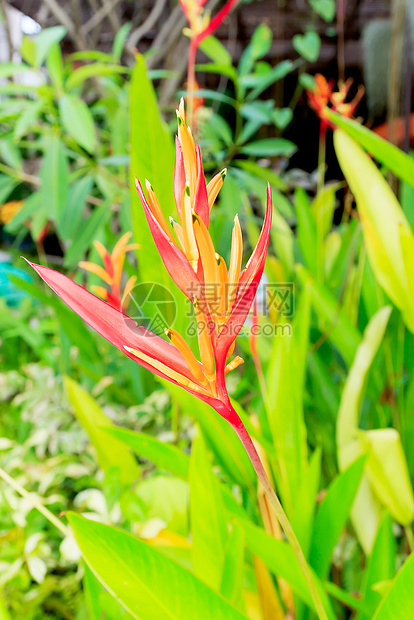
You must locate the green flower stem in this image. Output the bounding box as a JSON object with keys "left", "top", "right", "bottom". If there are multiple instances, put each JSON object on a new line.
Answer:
{"left": 230, "top": 411, "right": 330, "bottom": 620}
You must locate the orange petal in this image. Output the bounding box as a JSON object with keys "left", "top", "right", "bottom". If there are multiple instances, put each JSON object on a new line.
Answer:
{"left": 79, "top": 261, "right": 112, "bottom": 285}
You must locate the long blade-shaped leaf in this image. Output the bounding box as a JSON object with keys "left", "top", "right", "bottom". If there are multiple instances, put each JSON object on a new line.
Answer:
{"left": 68, "top": 513, "right": 249, "bottom": 620}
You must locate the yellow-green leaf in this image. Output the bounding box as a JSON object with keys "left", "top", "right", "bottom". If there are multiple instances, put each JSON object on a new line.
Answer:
{"left": 64, "top": 377, "right": 139, "bottom": 486}
{"left": 334, "top": 129, "right": 414, "bottom": 332}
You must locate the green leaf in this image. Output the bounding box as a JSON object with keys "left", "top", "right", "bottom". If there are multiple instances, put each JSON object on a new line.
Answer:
{"left": 360, "top": 429, "right": 414, "bottom": 525}
{"left": 310, "top": 456, "right": 366, "bottom": 578}
{"left": 334, "top": 129, "right": 414, "bottom": 333}
{"left": 240, "top": 519, "right": 335, "bottom": 618}
{"left": 327, "top": 110, "right": 414, "bottom": 188}
{"left": 238, "top": 24, "right": 272, "bottom": 77}
{"left": 83, "top": 563, "right": 133, "bottom": 620}
{"left": 190, "top": 434, "right": 228, "bottom": 589}
{"left": 13, "top": 99, "right": 44, "bottom": 141}
{"left": 199, "top": 36, "right": 232, "bottom": 66}
{"left": 296, "top": 264, "right": 362, "bottom": 366}
{"left": 295, "top": 187, "right": 318, "bottom": 275}
{"left": 58, "top": 176, "right": 93, "bottom": 241}
{"left": 240, "top": 138, "right": 296, "bottom": 157}
{"left": 67, "top": 513, "right": 249, "bottom": 620}
{"left": 46, "top": 42, "right": 64, "bottom": 89}
{"left": 0, "top": 137, "right": 22, "bottom": 170}
{"left": 372, "top": 553, "right": 414, "bottom": 619}
{"left": 39, "top": 136, "right": 69, "bottom": 223}
{"left": 309, "top": 0, "right": 336, "bottom": 22}
{"left": 104, "top": 427, "right": 189, "bottom": 480}
{"left": 293, "top": 31, "right": 321, "bottom": 62}
{"left": 113, "top": 22, "right": 132, "bottom": 62}
{"left": 245, "top": 60, "right": 295, "bottom": 101}
{"left": 220, "top": 524, "right": 245, "bottom": 611}
{"left": 360, "top": 514, "right": 395, "bottom": 619}
{"left": 336, "top": 306, "right": 392, "bottom": 554}
{"left": 272, "top": 107, "right": 293, "bottom": 129}
{"left": 65, "top": 63, "right": 129, "bottom": 90}
{"left": 0, "top": 175, "right": 17, "bottom": 205}
{"left": 59, "top": 94, "right": 96, "bottom": 152}
{"left": 64, "top": 377, "right": 139, "bottom": 486}
{"left": 63, "top": 200, "right": 112, "bottom": 267}
{"left": 33, "top": 26, "right": 66, "bottom": 67}
{"left": 0, "top": 594, "right": 11, "bottom": 620}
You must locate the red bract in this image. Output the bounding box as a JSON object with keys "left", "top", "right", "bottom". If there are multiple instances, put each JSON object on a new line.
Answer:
{"left": 27, "top": 101, "right": 272, "bottom": 426}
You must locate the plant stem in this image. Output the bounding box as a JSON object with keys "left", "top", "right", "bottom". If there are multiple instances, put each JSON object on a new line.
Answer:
{"left": 0, "top": 467, "right": 69, "bottom": 537}
{"left": 187, "top": 39, "right": 197, "bottom": 128}
{"left": 229, "top": 411, "right": 329, "bottom": 620}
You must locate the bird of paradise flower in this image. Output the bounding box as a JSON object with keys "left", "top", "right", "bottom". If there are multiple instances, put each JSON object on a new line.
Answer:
{"left": 26, "top": 100, "right": 329, "bottom": 620}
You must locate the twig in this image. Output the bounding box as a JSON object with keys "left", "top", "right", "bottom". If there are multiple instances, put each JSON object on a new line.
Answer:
{"left": 0, "top": 467, "right": 69, "bottom": 537}
{"left": 81, "top": 0, "right": 123, "bottom": 37}
{"left": 42, "top": 0, "right": 86, "bottom": 49}
{"left": 128, "top": 0, "right": 168, "bottom": 49}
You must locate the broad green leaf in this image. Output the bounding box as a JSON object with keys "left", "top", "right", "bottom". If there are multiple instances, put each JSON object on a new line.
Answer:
{"left": 64, "top": 377, "right": 139, "bottom": 486}
{"left": 295, "top": 188, "right": 318, "bottom": 275}
{"left": 13, "top": 98, "right": 44, "bottom": 140}
{"left": 190, "top": 434, "right": 228, "bottom": 589}
{"left": 58, "top": 176, "right": 94, "bottom": 241}
{"left": 310, "top": 0, "right": 336, "bottom": 21}
{"left": 327, "top": 110, "right": 414, "bottom": 188}
{"left": 238, "top": 24, "right": 272, "bottom": 77}
{"left": 220, "top": 524, "right": 245, "bottom": 611}
{"left": 39, "top": 135, "right": 69, "bottom": 223}
{"left": 310, "top": 456, "right": 366, "bottom": 578}
{"left": 0, "top": 595, "right": 10, "bottom": 620}
{"left": 135, "top": 476, "right": 188, "bottom": 535}
{"left": 46, "top": 42, "right": 64, "bottom": 89}
{"left": 372, "top": 553, "right": 414, "bottom": 619}
{"left": 68, "top": 513, "right": 249, "bottom": 620}
{"left": 360, "top": 429, "right": 414, "bottom": 525}
{"left": 104, "top": 426, "right": 189, "bottom": 480}
{"left": 240, "top": 138, "right": 296, "bottom": 157}
{"left": 83, "top": 563, "right": 133, "bottom": 619}
{"left": 199, "top": 36, "right": 232, "bottom": 66}
{"left": 359, "top": 514, "right": 395, "bottom": 619}
{"left": 59, "top": 94, "right": 96, "bottom": 152}
{"left": 65, "top": 63, "right": 129, "bottom": 90}
{"left": 271, "top": 209, "right": 294, "bottom": 278}
{"left": 245, "top": 60, "right": 295, "bottom": 101}
{"left": 297, "top": 264, "right": 362, "bottom": 366}
{"left": 293, "top": 31, "right": 321, "bottom": 62}
{"left": 63, "top": 200, "right": 111, "bottom": 267}
{"left": 33, "top": 26, "right": 66, "bottom": 67}
{"left": 0, "top": 175, "right": 17, "bottom": 205}
{"left": 266, "top": 292, "right": 309, "bottom": 514}
{"left": 272, "top": 107, "right": 293, "bottom": 129}
{"left": 334, "top": 129, "right": 414, "bottom": 333}
{"left": 0, "top": 137, "right": 22, "bottom": 170}
{"left": 250, "top": 24, "right": 273, "bottom": 59}
{"left": 336, "top": 306, "right": 392, "bottom": 553}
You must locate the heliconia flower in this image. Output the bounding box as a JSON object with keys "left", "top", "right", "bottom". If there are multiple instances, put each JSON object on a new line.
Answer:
{"left": 27, "top": 100, "right": 272, "bottom": 425}
{"left": 79, "top": 232, "right": 140, "bottom": 312}
{"left": 307, "top": 73, "right": 364, "bottom": 126}
{"left": 179, "top": 0, "right": 239, "bottom": 43}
